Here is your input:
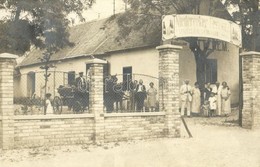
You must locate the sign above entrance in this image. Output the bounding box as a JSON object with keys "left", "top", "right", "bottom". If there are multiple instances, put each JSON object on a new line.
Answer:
{"left": 162, "top": 14, "right": 242, "bottom": 47}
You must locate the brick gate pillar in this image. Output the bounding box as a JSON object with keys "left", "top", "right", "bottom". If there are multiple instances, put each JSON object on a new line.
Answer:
{"left": 240, "top": 51, "right": 260, "bottom": 129}
{"left": 0, "top": 53, "right": 18, "bottom": 149}
{"left": 86, "top": 58, "right": 107, "bottom": 144}
{"left": 156, "top": 44, "right": 182, "bottom": 137}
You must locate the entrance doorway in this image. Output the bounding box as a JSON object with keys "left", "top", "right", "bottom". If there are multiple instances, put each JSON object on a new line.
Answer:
{"left": 205, "top": 59, "right": 217, "bottom": 84}
{"left": 123, "top": 66, "right": 132, "bottom": 91}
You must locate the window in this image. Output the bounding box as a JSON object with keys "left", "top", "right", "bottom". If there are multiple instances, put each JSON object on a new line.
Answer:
{"left": 27, "top": 72, "right": 35, "bottom": 97}
{"left": 68, "top": 71, "right": 75, "bottom": 86}
{"left": 123, "top": 66, "right": 132, "bottom": 91}
{"left": 205, "top": 59, "right": 217, "bottom": 84}
{"left": 103, "top": 62, "right": 110, "bottom": 77}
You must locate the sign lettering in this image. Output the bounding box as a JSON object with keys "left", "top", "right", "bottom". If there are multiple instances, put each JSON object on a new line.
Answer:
{"left": 162, "top": 14, "right": 242, "bottom": 47}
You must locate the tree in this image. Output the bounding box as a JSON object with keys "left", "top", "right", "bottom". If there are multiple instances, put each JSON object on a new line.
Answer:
{"left": 0, "top": 0, "right": 95, "bottom": 55}
{"left": 114, "top": 0, "right": 228, "bottom": 88}
{"left": 0, "top": 0, "right": 94, "bottom": 114}
{"left": 223, "top": 0, "right": 260, "bottom": 51}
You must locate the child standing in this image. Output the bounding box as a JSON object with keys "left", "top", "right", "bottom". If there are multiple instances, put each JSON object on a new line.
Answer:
{"left": 201, "top": 101, "right": 210, "bottom": 117}
{"left": 208, "top": 93, "right": 217, "bottom": 117}
{"left": 45, "top": 93, "right": 53, "bottom": 114}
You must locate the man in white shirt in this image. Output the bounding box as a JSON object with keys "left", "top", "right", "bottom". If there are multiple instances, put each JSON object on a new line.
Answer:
{"left": 180, "top": 80, "right": 192, "bottom": 117}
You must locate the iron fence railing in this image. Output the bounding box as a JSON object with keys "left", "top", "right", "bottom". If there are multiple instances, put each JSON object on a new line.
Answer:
{"left": 14, "top": 72, "right": 163, "bottom": 115}
{"left": 103, "top": 73, "right": 161, "bottom": 113}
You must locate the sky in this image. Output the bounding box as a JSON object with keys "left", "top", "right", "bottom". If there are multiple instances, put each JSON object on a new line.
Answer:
{"left": 0, "top": 0, "right": 127, "bottom": 25}
{"left": 1, "top": 0, "right": 238, "bottom": 24}
{"left": 82, "top": 0, "right": 126, "bottom": 21}
{"left": 68, "top": 0, "right": 127, "bottom": 25}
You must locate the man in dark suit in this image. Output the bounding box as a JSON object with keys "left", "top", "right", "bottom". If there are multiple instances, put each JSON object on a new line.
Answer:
{"left": 74, "top": 72, "right": 88, "bottom": 112}
{"left": 135, "top": 79, "right": 146, "bottom": 112}
{"left": 75, "top": 72, "right": 86, "bottom": 91}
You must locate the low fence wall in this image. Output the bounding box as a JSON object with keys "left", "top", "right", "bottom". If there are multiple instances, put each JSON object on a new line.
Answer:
{"left": 13, "top": 114, "right": 95, "bottom": 148}
{"left": 9, "top": 112, "right": 167, "bottom": 149}
{"left": 104, "top": 112, "right": 166, "bottom": 142}
{"left": 1, "top": 51, "right": 182, "bottom": 149}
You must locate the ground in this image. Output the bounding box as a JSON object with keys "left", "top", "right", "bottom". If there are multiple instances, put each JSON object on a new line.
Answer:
{"left": 1, "top": 111, "right": 260, "bottom": 167}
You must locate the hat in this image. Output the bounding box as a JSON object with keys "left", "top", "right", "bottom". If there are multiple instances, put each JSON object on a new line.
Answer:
{"left": 79, "top": 72, "right": 83, "bottom": 74}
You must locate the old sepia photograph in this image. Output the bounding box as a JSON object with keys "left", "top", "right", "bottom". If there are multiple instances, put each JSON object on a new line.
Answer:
{"left": 0, "top": 0, "right": 260, "bottom": 167}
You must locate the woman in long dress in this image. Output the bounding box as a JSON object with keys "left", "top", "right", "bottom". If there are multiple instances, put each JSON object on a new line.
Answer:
{"left": 217, "top": 83, "right": 223, "bottom": 116}
{"left": 147, "top": 82, "right": 157, "bottom": 112}
{"left": 191, "top": 82, "right": 201, "bottom": 116}
{"left": 211, "top": 81, "right": 222, "bottom": 116}
{"left": 220, "top": 82, "right": 231, "bottom": 116}
{"left": 46, "top": 93, "right": 53, "bottom": 114}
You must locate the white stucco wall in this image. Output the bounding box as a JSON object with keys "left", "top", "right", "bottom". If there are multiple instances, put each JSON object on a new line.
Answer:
{"left": 104, "top": 48, "right": 159, "bottom": 90}
{"left": 16, "top": 44, "right": 239, "bottom": 105}
{"left": 106, "top": 49, "right": 159, "bottom": 77}
{"left": 104, "top": 45, "right": 239, "bottom": 105}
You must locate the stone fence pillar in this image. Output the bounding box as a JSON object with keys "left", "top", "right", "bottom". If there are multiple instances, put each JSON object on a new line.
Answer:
{"left": 86, "top": 58, "right": 107, "bottom": 144}
{"left": 156, "top": 44, "right": 182, "bottom": 137}
{"left": 0, "top": 53, "right": 18, "bottom": 149}
{"left": 240, "top": 52, "right": 260, "bottom": 129}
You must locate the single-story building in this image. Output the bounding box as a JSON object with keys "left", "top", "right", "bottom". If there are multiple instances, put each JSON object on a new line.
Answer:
{"left": 15, "top": 0, "right": 240, "bottom": 106}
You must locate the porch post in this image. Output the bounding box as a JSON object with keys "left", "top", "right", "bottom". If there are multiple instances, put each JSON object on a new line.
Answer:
{"left": 86, "top": 58, "right": 107, "bottom": 144}
{"left": 0, "top": 53, "right": 18, "bottom": 149}
{"left": 240, "top": 51, "right": 260, "bottom": 129}
{"left": 156, "top": 44, "right": 182, "bottom": 137}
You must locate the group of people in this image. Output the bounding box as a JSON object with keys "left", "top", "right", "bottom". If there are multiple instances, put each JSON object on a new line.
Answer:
{"left": 135, "top": 79, "right": 158, "bottom": 112}
{"left": 45, "top": 71, "right": 232, "bottom": 117}
{"left": 104, "top": 77, "right": 158, "bottom": 112}
{"left": 180, "top": 80, "right": 231, "bottom": 117}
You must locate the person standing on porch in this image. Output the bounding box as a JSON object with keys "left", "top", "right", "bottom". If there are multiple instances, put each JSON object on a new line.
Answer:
{"left": 130, "top": 80, "right": 138, "bottom": 111}
{"left": 220, "top": 81, "right": 231, "bottom": 116}
{"left": 104, "top": 74, "right": 115, "bottom": 112}
{"left": 135, "top": 79, "right": 146, "bottom": 112}
{"left": 180, "top": 80, "right": 192, "bottom": 117}
{"left": 191, "top": 82, "right": 201, "bottom": 116}
{"left": 208, "top": 92, "right": 217, "bottom": 117}
{"left": 147, "top": 82, "right": 157, "bottom": 112}
{"left": 212, "top": 81, "right": 222, "bottom": 116}
{"left": 203, "top": 83, "right": 212, "bottom": 102}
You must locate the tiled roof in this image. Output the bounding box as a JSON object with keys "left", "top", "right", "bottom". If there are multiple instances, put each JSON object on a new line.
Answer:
{"left": 18, "top": 16, "right": 160, "bottom": 67}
